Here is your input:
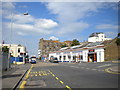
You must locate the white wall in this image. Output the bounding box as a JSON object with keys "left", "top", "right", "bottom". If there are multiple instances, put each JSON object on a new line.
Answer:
{"left": 95, "top": 48, "right": 104, "bottom": 62}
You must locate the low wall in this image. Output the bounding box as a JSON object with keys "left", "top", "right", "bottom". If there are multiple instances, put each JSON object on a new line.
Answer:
{"left": 0, "top": 52, "right": 10, "bottom": 71}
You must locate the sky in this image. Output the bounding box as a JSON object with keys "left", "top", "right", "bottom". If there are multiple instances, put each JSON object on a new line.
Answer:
{"left": 1, "top": 1, "right": 119, "bottom": 56}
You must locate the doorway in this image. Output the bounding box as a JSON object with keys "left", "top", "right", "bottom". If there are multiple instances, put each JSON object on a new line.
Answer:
{"left": 88, "top": 53, "right": 97, "bottom": 62}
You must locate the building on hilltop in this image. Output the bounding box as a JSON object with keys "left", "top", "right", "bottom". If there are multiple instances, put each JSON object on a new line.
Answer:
{"left": 38, "top": 38, "right": 62, "bottom": 60}
{"left": 88, "top": 32, "right": 112, "bottom": 42}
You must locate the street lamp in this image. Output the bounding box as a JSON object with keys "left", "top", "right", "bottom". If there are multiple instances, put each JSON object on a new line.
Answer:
{"left": 8, "top": 12, "right": 29, "bottom": 67}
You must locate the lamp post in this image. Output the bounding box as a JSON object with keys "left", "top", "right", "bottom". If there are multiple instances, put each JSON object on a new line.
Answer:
{"left": 8, "top": 12, "right": 29, "bottom": 67}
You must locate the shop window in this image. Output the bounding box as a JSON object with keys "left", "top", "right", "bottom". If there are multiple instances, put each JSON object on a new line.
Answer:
{"left": 63, "top": 56, "right": 66, "bottom": 60}
{"left": 59, "top": 56, "right": 62, "bottom": 61}
{"left": 73, "top": 56, "right": 76, "bottom": 60}
{"left": 68, "top": 55, "right": 71, "bottom": 60}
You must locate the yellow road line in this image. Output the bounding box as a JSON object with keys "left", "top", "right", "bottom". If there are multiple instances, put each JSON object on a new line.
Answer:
{"left": 48, "top": 70, "right": 72, "bottom": 89}
{"left": 59, "top": 81, "right": 64, "bottom": 84}
{"left": 19, "top": 81, "right": 27, "bottom": 88}
{"left": 66, "top": 85, "right": 72, "bottom": 90}
{"left": 104, "top": 68, "right": 120, "bottom": 74}
{"left": 52, "top": 74, "right": 55, "bottom": 77}
{"left": 19, "top": 65, "right": 33, "bottom": 89}
{"left": 55, "top": 77, "right": 59, "bottom": 80}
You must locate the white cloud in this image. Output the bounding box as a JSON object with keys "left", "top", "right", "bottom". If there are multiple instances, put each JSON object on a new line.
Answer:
{"left": 5, "top": 14, "right": 35, "bottom": 24}
{"left": 2, "top": 2, "right": 15, "bottom": 9}
{"left": 96, "top": 24, "right": 118, "bottom": 29}
{"left": 34, "top": 19, "right": 58, "bottom": 29}
{"left": 46, "top": 2, "right": 104, "bottom": 23}
{"left": 49, "top": 36, "right": 59, "bottom": 40}
{"left": 17, "top": 32, "right": 27, "bottom": 36}
{"left": 3, "top": 17, "right": 58, "bottom": 35}
{"left": 105, "top": 32, "right": 117, "bottom": 38}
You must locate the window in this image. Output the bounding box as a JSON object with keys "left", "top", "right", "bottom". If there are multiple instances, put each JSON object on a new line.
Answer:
{"left": 18, "top": 48, "right": 20, "bottom": 53}
{"left": 63, "top": 56, "right": 66, "bottom": 60}
{"left": 68, "top": 55, "right": 71, "bottom": 60}
{"left": 59, "top": 56, "right": 62, "bottom": 61}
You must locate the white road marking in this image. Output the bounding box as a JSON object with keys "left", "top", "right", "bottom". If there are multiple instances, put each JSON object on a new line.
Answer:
{"left": 98, "top": 64, "right": 111, "bottom": 68}
{"left": 70, "top": 66, "right": 79, "bottom": 68}
{"left": 92, "top": 69, "right": 97, "bottom": 70}
{"left": 86, "top": 68, "right": 90, "bottom": 69}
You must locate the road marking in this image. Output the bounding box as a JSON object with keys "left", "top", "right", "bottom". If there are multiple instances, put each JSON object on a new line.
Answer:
{"left": 92, "top": 69, "right": 96, "bottom": 70}
{"left": 48, "top": 70, "right": 72, "bottom": 89}
{"left": 60, "top": 81, "right": 64, "bottom": 84}
{"left": 104, "top": 68, "right": 120, "bottom": 74}
{"left": 86, "top": 68, "right": 90, "bottom": 69}
{"left": 35, "top": 74, "right": 37, "bottom": 76}
{"left": 56, "top": 77, "right": 59, "bottom": 80}
{"left": 98, "top": 64, "right": 111, "bottom": 68}
{"left": 52, "top": 74, "right": 55, "bottom": 77}
{"left": 19, "top": 81, "right": 27, "bottom": 88}
{"left": 19, "top": 65, "right": 33, "bottom": 89}
{"left": 66, "top": 85, "right": 72, "bottom": 90}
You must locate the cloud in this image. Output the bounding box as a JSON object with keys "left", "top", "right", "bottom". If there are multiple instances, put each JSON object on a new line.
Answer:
{"left": 105, "top": 32, "right": 117, "bottom": 38}
{"left": 46, "top": 2, "right": 104, "bottom": 22}
{"left": 2, "top": 2, "right": 15, "bottom": 9}
{"left": 3, "top": 17, "right": 58, "bottom": 35}
{"left": 34, "top": 19, "right": 58, "bottom": 29}
{"left": 49, "top": 36, "right": 59, "bottom": 40}
{"left": 17, "top": 32, "right": 27, "bottom": 36}
{"left": 96, "top": 24, "right": 118, "bottom": 29}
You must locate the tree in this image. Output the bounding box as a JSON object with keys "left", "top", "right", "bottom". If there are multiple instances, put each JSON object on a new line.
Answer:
{"left": 118, "top": 33, "right": 120, "bottom": 37}
{"left": 115, "top": 33, "right": 120, "bottom": 46}
{"left": 71, "top": 39, "right": 80, "bottom": 46}
{"left": 61, "top": 43, "right": 68, "bottom": 48}
{"left": 2, "top": 46, "right": 9, "bottom": 53}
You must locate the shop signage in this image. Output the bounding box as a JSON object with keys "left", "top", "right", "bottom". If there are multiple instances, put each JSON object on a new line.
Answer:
{"left": 89, "top": 49, "right": 94, "bottom": 52}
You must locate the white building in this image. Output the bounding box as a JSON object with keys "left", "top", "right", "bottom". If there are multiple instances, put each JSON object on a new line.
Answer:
{"left": 88, "top": 32, "right": 112, "bottom": 42}
{"left": 49, "top": 42, "right": 105, "bottom": 63}
{"left": 0, "top": 44, "right": 27, "bottom": 64}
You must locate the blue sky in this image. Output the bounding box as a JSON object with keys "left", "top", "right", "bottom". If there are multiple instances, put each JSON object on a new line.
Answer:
{"left": 2, "top": 1, "right": 119, "bottom": 56}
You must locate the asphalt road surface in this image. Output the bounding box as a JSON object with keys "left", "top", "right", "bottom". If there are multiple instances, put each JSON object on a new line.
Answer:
{"left": 20, "top": 61, "right": 119, "bottom": 89}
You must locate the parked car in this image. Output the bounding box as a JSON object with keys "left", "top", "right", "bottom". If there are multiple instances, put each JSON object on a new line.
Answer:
{"left": 49, "top": 57, "right": 59, "bottom": 63}
{"left": 30, "top": 56, "right": 37, "bottom": 64}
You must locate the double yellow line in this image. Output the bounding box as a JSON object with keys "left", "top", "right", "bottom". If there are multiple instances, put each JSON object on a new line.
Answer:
{"left": 19, "top": 64, "right": 33, "bottom": 89}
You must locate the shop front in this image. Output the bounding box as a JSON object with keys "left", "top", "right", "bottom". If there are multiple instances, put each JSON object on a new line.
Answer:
{"left": 88, "top": 49, "right": 97, "bottom": 62}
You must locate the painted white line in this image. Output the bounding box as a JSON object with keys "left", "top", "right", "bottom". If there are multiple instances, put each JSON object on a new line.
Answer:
{"left": 86, "top": 68, "right": 90, "bottom": 69}
{"left": 98, "top": 64, "right": 111, "bottom": 68}
{"left": 70, "top": 66, "right": 79, "bottom": 68}
{"left": 92, "top": 69, "right": 97, "bottom": 70}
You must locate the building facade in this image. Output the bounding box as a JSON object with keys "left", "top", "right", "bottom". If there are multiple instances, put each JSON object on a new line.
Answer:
{"left": 49, "top": 42, "right": 105, "bottom": 62}
{"left": 88, "top": 32, "right": 112, "bottom": 42}
{"left": 1, "top": 44, "right": 27, "bottom": 64}
{"left": 38, "top": 38, "right": 62, "bottom": 60}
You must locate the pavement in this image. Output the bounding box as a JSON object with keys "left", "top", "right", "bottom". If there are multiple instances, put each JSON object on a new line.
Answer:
{"left": 2, "top": 63, "right": 31, "bottom": 89}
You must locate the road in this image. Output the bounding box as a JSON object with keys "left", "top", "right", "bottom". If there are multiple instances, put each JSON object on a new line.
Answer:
{"left": 19, "top": 61, "right": 119, "bottom": 89}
